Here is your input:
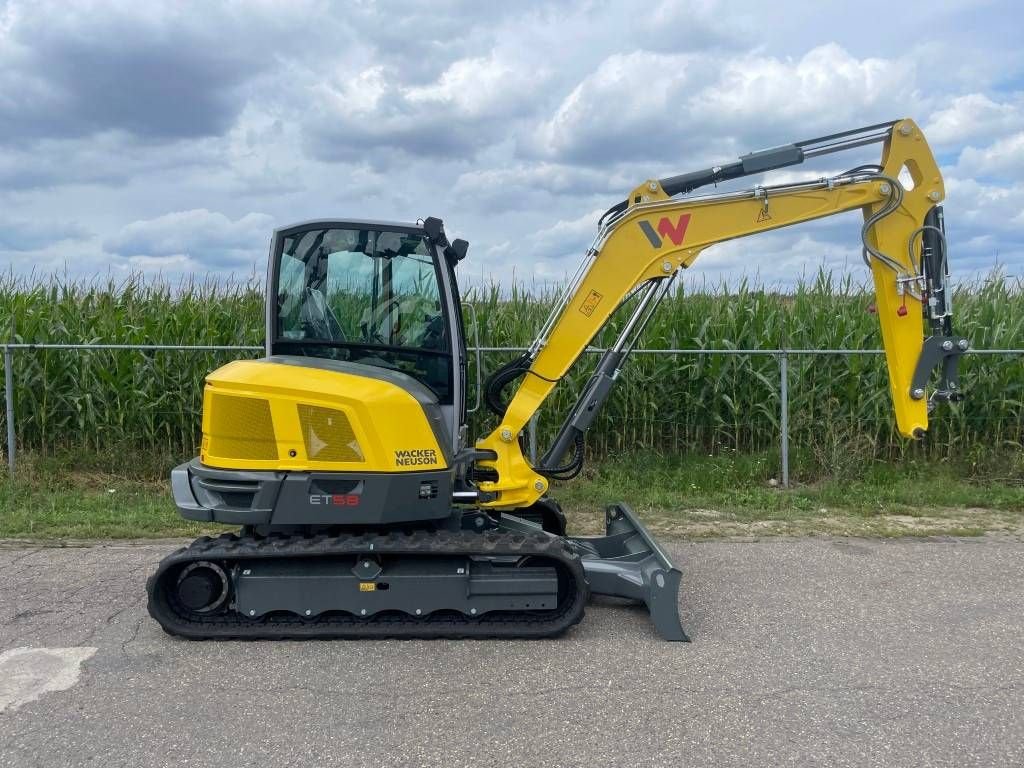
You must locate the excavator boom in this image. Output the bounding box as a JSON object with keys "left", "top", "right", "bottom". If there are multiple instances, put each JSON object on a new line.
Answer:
{"left": 476, "top": 119, "right": 965, "bottom": 510}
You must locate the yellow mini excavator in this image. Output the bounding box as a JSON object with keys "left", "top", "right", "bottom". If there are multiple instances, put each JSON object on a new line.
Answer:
{"left": 147, "top": 119, "right": 966, "bottom": 640}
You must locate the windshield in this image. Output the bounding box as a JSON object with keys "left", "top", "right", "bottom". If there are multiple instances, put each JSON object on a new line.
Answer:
{"left": 274, "top": 226, "right": 451, "bottom": 402}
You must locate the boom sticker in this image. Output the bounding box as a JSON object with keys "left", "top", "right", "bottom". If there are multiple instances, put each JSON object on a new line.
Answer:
{"left": 580, "top": 289, "right": 604, "bottom": 317}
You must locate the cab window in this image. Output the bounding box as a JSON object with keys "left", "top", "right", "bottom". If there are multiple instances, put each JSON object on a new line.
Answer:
{"left": 275, "top": 227, "right": 452, "bottom": 402}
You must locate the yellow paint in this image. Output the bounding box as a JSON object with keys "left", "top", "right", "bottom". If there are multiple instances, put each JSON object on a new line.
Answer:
{"left": 199, "top": 358, "right": 446, "bottom": 472}
{"left": 477, "top": 118, "right": 943, "bottom": 509}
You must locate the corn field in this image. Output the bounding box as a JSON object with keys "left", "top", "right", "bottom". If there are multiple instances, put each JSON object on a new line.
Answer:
{"left": 1, "top": 271, "right": 1022, "bottom": 473}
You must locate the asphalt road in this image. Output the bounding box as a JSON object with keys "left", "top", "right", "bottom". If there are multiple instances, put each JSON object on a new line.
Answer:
{"left": 1, "top": 536, "right": 1022, "bottom": 767}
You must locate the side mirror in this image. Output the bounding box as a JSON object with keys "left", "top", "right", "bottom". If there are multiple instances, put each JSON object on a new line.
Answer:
{"left": 446, "top": 238, "right": 469, "bottom": 264}
{"left": 422, "top": 216, "right": 448, "bottom": 246}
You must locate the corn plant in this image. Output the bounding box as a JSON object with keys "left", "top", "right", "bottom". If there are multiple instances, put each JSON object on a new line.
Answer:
{"left": 0, "top": 269, "right": 1021, "bottom": 476}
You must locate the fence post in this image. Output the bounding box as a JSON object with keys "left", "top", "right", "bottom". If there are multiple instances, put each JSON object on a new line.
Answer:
{"left": 4, "top": 345, "right": 13, "bottom": 475}
{"left": 779, "top": 351, "right": 789, "bottom": 488}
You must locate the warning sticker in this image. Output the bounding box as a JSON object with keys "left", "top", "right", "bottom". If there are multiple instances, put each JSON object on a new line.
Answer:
{"left": 359, "top": 582, "right": 376, "bottom": 592}
{"left": 580, "top": 290, "right": 603, "bottom": 317}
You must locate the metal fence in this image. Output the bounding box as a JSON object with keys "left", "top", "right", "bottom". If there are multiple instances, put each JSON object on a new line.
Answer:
{"left": 2, "top": 343, "right": 1023, "bottom": 486}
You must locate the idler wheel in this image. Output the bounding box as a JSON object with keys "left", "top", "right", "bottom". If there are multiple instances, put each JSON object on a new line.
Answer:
{"left": 175, "top": 561, "right": 230, "bottom": 613}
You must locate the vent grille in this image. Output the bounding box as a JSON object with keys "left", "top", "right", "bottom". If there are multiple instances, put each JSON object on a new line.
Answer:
{"left": 207, "top": 394, "right": 278, "bottom": 461}
{"left": 297, "top": 404, "right": 364, "bottom": 463}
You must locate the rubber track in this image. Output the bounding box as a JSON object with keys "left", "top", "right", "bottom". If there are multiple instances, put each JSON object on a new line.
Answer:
{"left": 146, "top": 530, "right": 588, "bottom": 640}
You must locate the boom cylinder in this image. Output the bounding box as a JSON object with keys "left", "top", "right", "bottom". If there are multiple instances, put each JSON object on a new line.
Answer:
{"left": 539, "top": 279, "right": 669, "bottom": 471}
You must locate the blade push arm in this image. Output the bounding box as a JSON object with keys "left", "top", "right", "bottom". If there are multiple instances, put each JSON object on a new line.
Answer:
{"left": 476, "top": 119, "right": 962, "bottom": 509}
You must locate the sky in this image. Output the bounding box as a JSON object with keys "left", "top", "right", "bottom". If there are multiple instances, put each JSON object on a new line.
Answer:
{"left": 0, "top": 0, "right": 1022, "bottom": 290}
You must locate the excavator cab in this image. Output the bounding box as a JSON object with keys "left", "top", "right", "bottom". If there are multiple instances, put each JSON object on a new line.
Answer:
{"left": 267, "top": 219, "right": 469, "bottom": 460}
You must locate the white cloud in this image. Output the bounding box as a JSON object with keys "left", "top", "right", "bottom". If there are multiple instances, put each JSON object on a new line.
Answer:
{"left": 527, "top": 208, "right": 606, "bottom": 256}
{"left": 305, "top": 51, "right": 547, "bottom": 162}
{"left": 405, "top": 54, "right": 546, "bottom": 118}
{"left": 945, "top": 175, "right": 1024, "bottom": 231}
{"left": 529, "top": 44, "right": 922, "bottom": 166}
{"left": 636, "top": 0, "right": 752, "bottom": 51}
{"left": 925, "top": 93, "right": 1024, "bottom": 147}
{"left": 453, "top": 164, "right": 635, "bottom": 209}
{"left": 127, "top": 254, "right": 201, "bottom": 271}
{"left": 103, "top": 210, "right": 274, "bottom": 269}
{"left": 0, "top": 131, "right": 226, "bottom": 189}
{"left": 692, "top": 44, "right": 917, "bottom": 131}
{"left": 688, "top": 226, "right": 864, "bottom": 285}
{"left": 955, "top": 132, "right": 1024, "bottom": 179}
{"left": 528, "top": 50, "right": 705, "bottom": 163}
{"left": 0, "top": 0, "right": 1020, "bottom": 289}
{"left": 0, "top": 217, "right": 89, "bottom": 250}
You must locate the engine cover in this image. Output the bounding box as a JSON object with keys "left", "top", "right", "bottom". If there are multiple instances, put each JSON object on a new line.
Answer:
{"left": 198, "top": 355, "right": 449, "bottom": 473}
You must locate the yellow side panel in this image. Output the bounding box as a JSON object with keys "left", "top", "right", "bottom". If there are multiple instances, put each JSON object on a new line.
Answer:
{"left": 199, "top": 359, "right": 446, "bottom": 472}
{"left": 207, "top": 393, "right": 278, "bottom": 461}
{"left": 296, "top": 404, "right": 363, "bottom": 463}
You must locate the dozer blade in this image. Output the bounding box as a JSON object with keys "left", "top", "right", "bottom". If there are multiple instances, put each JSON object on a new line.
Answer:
{"left": 568, "top": 502, "right": 689, "bottom": 641}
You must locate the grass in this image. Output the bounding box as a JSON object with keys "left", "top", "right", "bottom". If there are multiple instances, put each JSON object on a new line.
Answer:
{"left": 2, "top": 450, "right": 1021, "bottom": 541}
{"left": 555, "top": 451, "right": 1024, "bottom": 539}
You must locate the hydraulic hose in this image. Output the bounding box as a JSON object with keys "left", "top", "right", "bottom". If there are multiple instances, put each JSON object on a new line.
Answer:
{"left": 483, "top": 353, "right": 532, "bottom": 418}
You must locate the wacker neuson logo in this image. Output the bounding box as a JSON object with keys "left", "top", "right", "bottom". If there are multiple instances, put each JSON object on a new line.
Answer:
{"left": 638, "top": 213, "right": 692, "bottom": 248}
{"left": 395, "top": 448, "right": 438, "bottom": 467}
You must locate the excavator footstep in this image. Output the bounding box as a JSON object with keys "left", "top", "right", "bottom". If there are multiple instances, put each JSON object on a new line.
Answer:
{"left": 569, "top": 502, "right": 689, "bottom": 641}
